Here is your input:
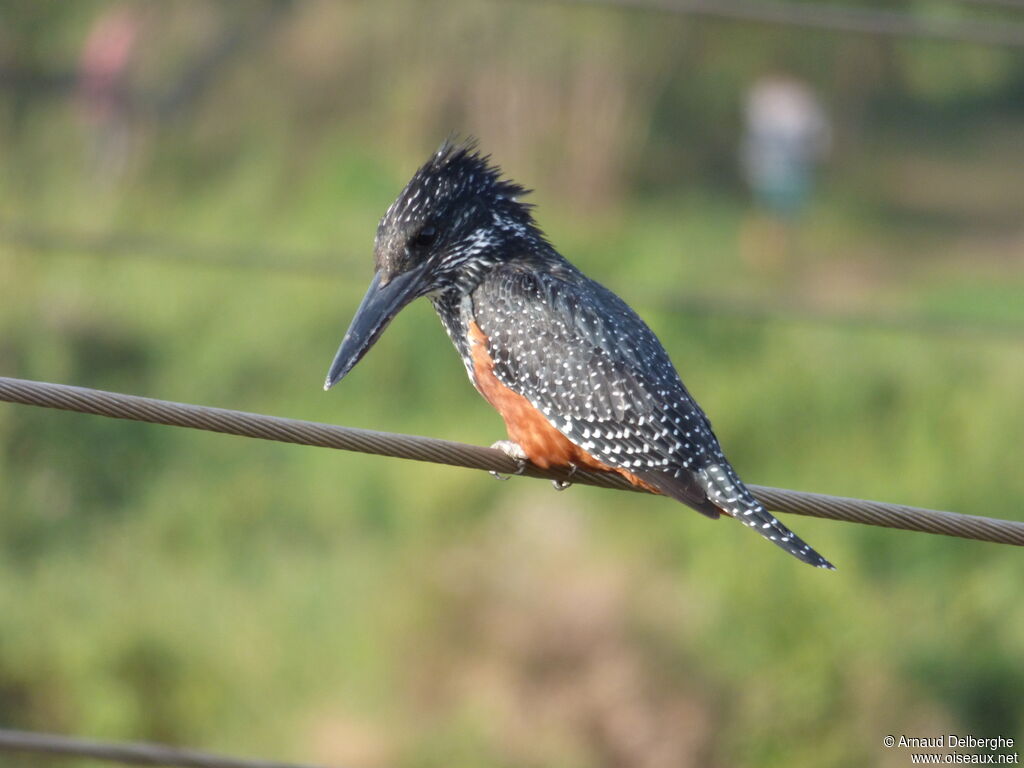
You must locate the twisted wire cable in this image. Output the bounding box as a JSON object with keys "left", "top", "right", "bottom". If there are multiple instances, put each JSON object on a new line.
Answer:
{"left": 1, "top": 376, "right": 1022, "bottom": 546}
{"left": 0, "top": 728, "right": 327, "bottom": 768}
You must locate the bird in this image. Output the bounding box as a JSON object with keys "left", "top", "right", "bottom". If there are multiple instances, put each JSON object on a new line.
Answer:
{"left": 324, "top": 139, "right": 834, "bottom": 570}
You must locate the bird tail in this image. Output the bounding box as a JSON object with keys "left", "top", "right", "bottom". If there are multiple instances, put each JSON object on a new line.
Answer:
{"left": 642, "top": 464, "right": 835, "bottom": 570}
{"left": 724, "top": 494, "right": 835, "bottom": 569}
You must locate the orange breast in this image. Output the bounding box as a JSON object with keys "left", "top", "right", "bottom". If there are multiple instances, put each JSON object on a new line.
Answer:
{"left": 468, "top": 320, "right": 659, "bottom": 494}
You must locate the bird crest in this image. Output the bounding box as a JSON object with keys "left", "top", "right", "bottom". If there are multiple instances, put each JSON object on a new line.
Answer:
{"left": 374, "top": 138, "right": 539, "bottom": 278}
{"left": 382, "top": 140, "right": 528, "bottom": 226}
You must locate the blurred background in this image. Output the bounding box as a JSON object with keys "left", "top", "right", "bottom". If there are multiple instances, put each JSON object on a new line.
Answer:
{"left": 1, "top": 1, "right": 1023, "bottom": 766}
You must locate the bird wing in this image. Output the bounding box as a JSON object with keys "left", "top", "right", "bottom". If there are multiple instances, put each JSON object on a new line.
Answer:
{"left": 472, "top": 262, "right": 732, "bottom": 518}
{"left": 472, "top": 262, "right": 834, "bottom": 569}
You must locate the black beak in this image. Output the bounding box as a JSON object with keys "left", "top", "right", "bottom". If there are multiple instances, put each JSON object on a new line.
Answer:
{"left": 323, "top": 262, "right": 430, "bottom": 390}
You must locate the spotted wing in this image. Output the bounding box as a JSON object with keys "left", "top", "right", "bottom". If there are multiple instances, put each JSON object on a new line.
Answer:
{"left": 471, "top": 262, "right": 834, "bottom": 569}
{"left": 472, "top": 262, "right": 729, "bottom": 517}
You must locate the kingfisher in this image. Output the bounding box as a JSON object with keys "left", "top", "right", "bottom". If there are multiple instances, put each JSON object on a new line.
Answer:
{"left": 324, "top": 140, "right": 834, "bottom": 569}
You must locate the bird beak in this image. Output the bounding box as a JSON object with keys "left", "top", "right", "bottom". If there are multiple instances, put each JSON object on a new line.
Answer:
{"left": 323, "top": 262, "right": 430, "bottom": 390}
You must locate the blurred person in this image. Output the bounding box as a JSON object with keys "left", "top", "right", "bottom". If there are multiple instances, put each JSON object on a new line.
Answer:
{"left": 75, "top": 4, "right": 143, "bottom": 184}
{"left": 739, "top": 71, "right": 830, "bottom": 269}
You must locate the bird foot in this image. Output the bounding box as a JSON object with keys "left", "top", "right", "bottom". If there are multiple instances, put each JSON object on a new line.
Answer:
{"left": 552, "top": 463, "right": 577, "bottom": 491}
{"left": 489, "top": 440, "right": 528, "bottom": 480}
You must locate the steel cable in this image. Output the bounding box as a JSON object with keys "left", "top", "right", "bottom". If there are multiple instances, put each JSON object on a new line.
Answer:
{"left": 1, "top": 376, "right": 1022, "bottom": 546}
{"left": 519, "top": 0, "right": 1024, "bottom": 48}
{"left": 0, "top": 728, "right": 327, "bottom": 768}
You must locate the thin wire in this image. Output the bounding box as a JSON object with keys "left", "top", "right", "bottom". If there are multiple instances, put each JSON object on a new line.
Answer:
{"left": 1, "top": 376, "right": 1022, "bottom": 547}
{"left": 661, "top": 294, "right": 1024, "bottom": 345}
{"left": 515, "top": 0, "right": 1024, "bottom": 47}
{"left": 0, "top": 222, "right": 343, "bottom": 277}
{"left": 955, "top": 0, "right": 1024, "bottom": 10}
{"left": 5, "top": 222, "right": 1024, "bottom": 344}
{"left": 0, "top": 728, "right": 327, "bottom": 768}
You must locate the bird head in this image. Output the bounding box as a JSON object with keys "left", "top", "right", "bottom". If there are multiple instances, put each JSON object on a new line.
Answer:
{"left": 324, "top": 139, "right": 537, "bottom": 390}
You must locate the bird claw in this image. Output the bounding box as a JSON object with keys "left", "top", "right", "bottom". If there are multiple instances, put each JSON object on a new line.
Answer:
{"left": 551, "top": 463, "right": 577, "bottom": 491}
{"left": 491, "top": 464, "right": 526, "bottom": 481}
{"left": 489, "top": 440, "right": 528, "bottom": 481}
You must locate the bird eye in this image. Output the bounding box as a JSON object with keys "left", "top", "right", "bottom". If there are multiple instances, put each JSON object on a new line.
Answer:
{"left": 411, "top": 226, "right": 437, "bottom": 249}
